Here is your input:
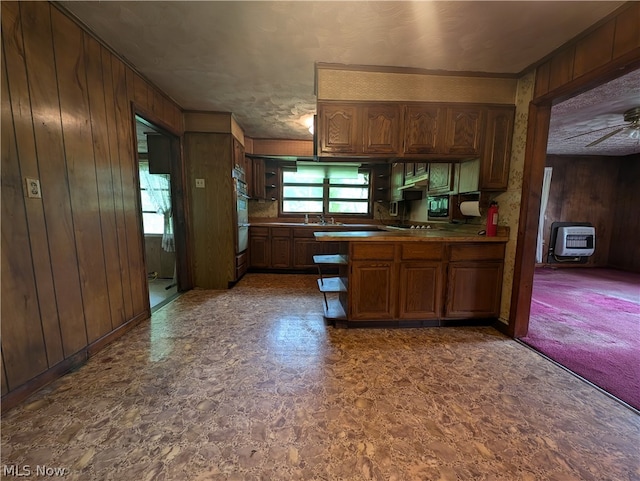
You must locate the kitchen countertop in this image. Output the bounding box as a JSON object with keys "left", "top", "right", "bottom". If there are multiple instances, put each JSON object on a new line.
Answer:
{"left": 249, "top": 221, "right": 380, "bottom": 228}
{"left": 249, "top": 220, "right": 509, "bottom": 241}
{"left": 314, "top": 229, "right": 508, "bottom": 242}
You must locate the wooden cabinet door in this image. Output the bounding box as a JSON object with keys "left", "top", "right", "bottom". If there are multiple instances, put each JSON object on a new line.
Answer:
{"left": 445, "top": 261, "right": 503, "bottom": 318}
{"left": 398, "top": 262, "right": 443, "bottom": 319}
{"left": 318, "top": 104, "right": 359, "bottom": 154}
{"left": 481, "top": 107, "right": 514, "bottom": 190}
{"left": 270, "top": 227, "right": 292, "bottom": 268}
{"left": 403, "top": 104, "right": 444, "bottom": 154}
{"left": 443, "top": 107, "right": 485, "bottom": 156}
{"left": 362, "top": 104, "right": 401, "bottom": 154}
{"left": 249, "top": 234, "right": 269, "bottom": 268}
{"left": 251, "top": 157, "right": 266, "bottom": 200}
{"left": 457, "top": 158, "right": 480, "bottom": 194}
{"left": 390, "top": 162, "right": 404, "bottom": 201}
{"left": 427, "top": 163, "right": 453, "bottom": 194}
{"left": 350, "top": 261, "right": 396, "bottom": 320}
{"left": 404, "top": 162, "right": 415, "bottom": 182}
{"left": 293, "top": 239, "right": 324, "bottom": 268}
{"left": 414, "top": 162, "right": 427, "bottom": 178}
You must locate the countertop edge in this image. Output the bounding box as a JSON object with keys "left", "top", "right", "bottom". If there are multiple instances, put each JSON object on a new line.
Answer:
{"left": 313, "top": 231, "right": 508, "bottom": 242}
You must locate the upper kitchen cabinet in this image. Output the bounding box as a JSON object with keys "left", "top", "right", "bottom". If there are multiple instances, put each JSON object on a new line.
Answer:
{"left": 317, "top": 102, "right": 401, "bottom": 156}
{"left": 363, "top": 104, "right": 402, "bottom": 154}
{"left": 442, "top": 106, "right": 485, "bottom": 156}
{"left": 318, "top": 103, "right": 359, "bottom": 155}
{"left": 427, "top": 163, "right": 453, "bottom": 195}
{"left": 317, "top": 101, "right": 513, "bottom": 167}
{"left": 481, "top": 107, "right": 515, "bottom": 191}
{"left": 403, "top": 104, "right": 445, "bottom": 155}
{"left": 456, "top": 106, "right": 515, "bottom": 193}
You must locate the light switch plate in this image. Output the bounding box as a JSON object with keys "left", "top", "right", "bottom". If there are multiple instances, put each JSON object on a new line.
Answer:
{"left": 195, "top": 178, "right": 205, "bottom": 188}
{"left": 25, "top": 177, "right": 42, "bottom": 198}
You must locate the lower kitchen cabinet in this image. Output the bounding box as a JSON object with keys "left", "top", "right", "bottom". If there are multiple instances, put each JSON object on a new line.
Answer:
{"left": 444, "top": 243, "right": 505, "bottom": 319}
{"left": 271, "top": 227, "right": 292, "bottom": 268}
{"left": 445, "top": 262, "right": 503, "bottom": 318}
{"left": 398, "top": 262, "right": 443, "bottom": 319}
{"left": 249, "top": 227, "right": 270, "bottom": 268}
{"left": 249, "top": 224, "right": 373, "bottom": 271}
{"left": 350, "top": 261, "right": 396, "bottom": 320}
{"left": 315, "top": 238, "right": 506, "bottom": 325}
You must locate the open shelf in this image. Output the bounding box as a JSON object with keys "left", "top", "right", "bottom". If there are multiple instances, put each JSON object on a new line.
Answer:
{"left": 313, "top": 254, "right": 347, "bottom": 265}
{"left": 317, "top": 277, "right": 347, "bottom": 293}
{"left": 323, "top": 297, "right": 347, "bottom": 321}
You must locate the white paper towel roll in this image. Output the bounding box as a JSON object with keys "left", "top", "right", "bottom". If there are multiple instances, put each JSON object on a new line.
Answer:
{"left": 459, "top": 200, "right": 481, "bottom": 217}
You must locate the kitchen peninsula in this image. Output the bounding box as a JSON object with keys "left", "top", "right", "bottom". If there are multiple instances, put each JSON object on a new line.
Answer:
{"left": 314, "top": 226, "right": 508, "bottom": 327}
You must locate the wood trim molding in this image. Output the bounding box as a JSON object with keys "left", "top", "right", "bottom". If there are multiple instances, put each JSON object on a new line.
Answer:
{"left": 508, "top": 103, "right": 551, "bottom": 338}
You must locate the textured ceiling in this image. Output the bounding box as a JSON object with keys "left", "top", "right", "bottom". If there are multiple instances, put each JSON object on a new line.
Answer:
{"left": 61, "top": 1, "right": 637, "bottom": 155}
{"left": 547, "top": 69, "right": 640, "bottom": 156}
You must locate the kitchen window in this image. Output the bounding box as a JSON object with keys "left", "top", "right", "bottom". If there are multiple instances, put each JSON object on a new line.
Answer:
{"left": 281, "top": 163, "right": 370, "bottom": 215}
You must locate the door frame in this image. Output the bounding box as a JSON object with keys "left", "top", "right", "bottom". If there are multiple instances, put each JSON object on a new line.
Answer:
{"left": 132, "top": 105, "right": 193, "bottom": 296}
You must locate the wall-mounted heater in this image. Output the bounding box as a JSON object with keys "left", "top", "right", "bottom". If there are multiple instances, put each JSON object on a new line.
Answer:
{"left": 548, "top": 222, "right": 595, "bottom": 264}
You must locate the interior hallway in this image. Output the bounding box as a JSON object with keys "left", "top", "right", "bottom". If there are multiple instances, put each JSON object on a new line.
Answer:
{"left": 2, "top": 273, "right": 639, "bottom": 481}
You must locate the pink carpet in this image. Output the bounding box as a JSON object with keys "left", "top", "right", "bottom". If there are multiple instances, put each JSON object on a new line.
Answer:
{"left": 521, "top": 267, "right": 640, "bottom": 410}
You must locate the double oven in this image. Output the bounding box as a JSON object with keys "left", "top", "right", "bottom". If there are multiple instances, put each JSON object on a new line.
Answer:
{"left": 233, "top": 166, "right": 249, "bottom": 254}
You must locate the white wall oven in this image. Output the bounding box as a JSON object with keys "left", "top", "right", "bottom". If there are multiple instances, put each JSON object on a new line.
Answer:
{"left": 234, "top": 166, "right": 249, "bottom": 253}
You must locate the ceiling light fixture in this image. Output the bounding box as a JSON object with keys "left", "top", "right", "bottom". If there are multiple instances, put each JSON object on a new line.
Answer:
{"left": 303, "top": 115, "right": 315, "bottom": 135}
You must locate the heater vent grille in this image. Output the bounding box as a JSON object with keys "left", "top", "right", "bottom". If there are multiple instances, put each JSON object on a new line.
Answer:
{"left": 555, "top": 226, "right": 595, "bottom": 257}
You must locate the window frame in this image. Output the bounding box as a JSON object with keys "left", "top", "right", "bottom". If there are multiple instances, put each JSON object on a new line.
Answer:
{"left": 278, "top": 166, "right": 373, "bottom": 218}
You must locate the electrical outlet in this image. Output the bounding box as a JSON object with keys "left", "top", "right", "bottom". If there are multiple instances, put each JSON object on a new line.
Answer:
{"left": 25, "top": 177, "right": 42, "bottom": 198}
{"left": 195, "top": 178, "right": 205, "bottom": 188}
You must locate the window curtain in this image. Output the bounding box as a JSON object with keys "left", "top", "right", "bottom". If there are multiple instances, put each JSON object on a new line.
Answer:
{"left": 140, "top": 164, "right": 174, "bottom": 252}
{"left": 536, "top": 167, "right": 553, "bottom": 263}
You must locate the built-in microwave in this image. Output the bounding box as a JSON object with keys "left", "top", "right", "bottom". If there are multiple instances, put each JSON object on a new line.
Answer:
{"left": 427, "top": 195, "right": 449, "bottom": 219}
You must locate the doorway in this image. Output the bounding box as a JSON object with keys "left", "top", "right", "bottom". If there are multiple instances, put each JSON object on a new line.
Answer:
{"left": 135, "top": 115, "right": 179, "bottom": 310}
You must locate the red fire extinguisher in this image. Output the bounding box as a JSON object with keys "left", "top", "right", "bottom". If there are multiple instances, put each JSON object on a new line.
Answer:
{"left": 486, "top": 201, "right": 499, "bottom": 237}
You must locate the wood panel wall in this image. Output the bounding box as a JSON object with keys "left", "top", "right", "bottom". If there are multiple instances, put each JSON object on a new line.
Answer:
{"left": 543, "top": 155, "right": 625, "bottom": 267}
{"left": 1, "top": 1, "right": 183, "bottom": 409}
{"left": 185, "top": 133, "right": 235, "bottom": 289}
{"left": 609, "top": 155, "right": 640, "bottom": 272}
{"left": 534, "top": 2, "right": 640, "bottom": 100}
{"left": 145, "top": 236, "right": 176, "bottom": 279}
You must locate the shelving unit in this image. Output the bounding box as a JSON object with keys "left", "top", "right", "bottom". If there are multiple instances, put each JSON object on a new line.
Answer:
{"left": 314, "top": 254, "right": 348, "bottom": 323}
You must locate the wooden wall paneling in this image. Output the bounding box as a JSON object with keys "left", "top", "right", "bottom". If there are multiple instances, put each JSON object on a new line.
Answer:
{"left": 186, "top": 133, "right": 235, "bottom": 288}
{"left": 133, "top": 72, "right": 148, "bottom": 109}
{"left": 541, "top": 160, "right": 566, "bottom": 263}
{"left": 613, "top": 2, "right": 640, "bottom": 58}
{"left": 84, "top": 32, "right": 126, "bottom": 331}
{"left": 102, "top": 47, "right": 133, "bottom": 325}
{"left": 1, "top": 49, "right": 50, "bottom": 389}
{"left": 2, "top": 1, "right": 64, "bottom": 366}
{"left": 20, "top": 1, "right": 88, "bottom": 357}
{"left": 609, "top": 157, "right": 640, "bottom": 272}
{"left": 544, "top": 156, "right": 618, "bottom": 266}
{"left": 118, "top": 63, "right": 147, "bottom": 316}
{"left": 52, "top": 9, "right": 112, "bottom": 343}
{"left": 573, "top": 19, "right": 616, "bottom": 78}
{"left": 533, "top": 60, "right": 551, "bottom": 99}
{"left": 547, "top": 46, "right": 575, "bottom": 92}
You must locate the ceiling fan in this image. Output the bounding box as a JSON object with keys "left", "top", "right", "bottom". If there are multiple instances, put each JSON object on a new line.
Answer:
{"left": 581, "top": 107, "right": 640, "bottom": 147}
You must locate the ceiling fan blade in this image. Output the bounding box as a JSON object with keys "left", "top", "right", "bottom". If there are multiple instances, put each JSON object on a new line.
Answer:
{"left": 585, "top": 127, "right": 627, "bottom": 147}
{"left": 562, "top": 123, "right": 626, "bottom": 141}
